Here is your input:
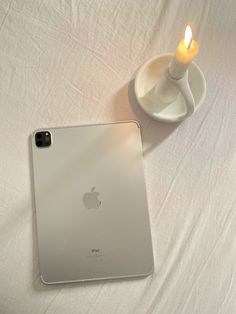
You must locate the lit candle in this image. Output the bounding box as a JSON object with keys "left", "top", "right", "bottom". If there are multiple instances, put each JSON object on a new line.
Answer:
{"left": 169, "top": 25, "right": 199, "bottom": 79}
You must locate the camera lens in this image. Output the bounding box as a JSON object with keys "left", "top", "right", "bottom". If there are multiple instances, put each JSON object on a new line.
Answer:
{"left": 37, "top": 140, "right": 43, "bottom": 146}
{"left": 35, "top": 131, "right": 51, "bottom": 148}
{"left": 36, "top": 133, "right": 42, "bottom": 139}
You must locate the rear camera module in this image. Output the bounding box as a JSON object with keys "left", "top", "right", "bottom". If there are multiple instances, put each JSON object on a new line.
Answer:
{"left": 35, "top": 131, "right": 51, "bottom": 148}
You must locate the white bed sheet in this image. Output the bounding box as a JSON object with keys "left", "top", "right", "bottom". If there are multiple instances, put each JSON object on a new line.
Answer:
{"left": 0, "top": 0, "right": 236, "bottom": 313}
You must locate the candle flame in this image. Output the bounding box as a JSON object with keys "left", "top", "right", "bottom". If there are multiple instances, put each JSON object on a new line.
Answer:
{"left": 184, "top": 25, "right": 192, "bottom": 49}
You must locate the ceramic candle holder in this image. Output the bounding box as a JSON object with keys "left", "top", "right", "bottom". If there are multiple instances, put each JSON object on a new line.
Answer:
{"left": 134, "top": 53, "right": 206, "bottom": 123}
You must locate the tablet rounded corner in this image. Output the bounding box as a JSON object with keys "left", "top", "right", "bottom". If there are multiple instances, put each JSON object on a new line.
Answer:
{"left": 40, "top": 274, "right": 51, "bottom": 285}
{"left": 142, "top": 260, "right": 155, "bottom": 277}
{"left": 130, "top": 120, "right": 141, "bottom": 129}
{"left": 146, "top": 263, "right": 155, "bottom": 276}
{"left": 31, "top": 128, "right": 41, "bottom": 138}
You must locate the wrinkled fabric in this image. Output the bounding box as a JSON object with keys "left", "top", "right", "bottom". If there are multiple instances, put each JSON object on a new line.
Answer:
{"left": 0, "top": 0, "right": 236, "bottom": 313}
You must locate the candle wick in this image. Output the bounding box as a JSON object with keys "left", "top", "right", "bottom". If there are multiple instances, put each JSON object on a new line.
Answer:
{"left": 187, "top": 38, "right": 192, "bottom": 49}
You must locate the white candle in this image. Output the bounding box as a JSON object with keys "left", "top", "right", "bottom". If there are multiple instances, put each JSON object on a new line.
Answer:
{"left": 169, "top": 25, "right": 199, "bottom": 79}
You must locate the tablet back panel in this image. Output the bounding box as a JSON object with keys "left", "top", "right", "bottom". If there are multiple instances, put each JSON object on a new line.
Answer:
{"left": 31, "top": 122, "right": 153, "bottom": 284}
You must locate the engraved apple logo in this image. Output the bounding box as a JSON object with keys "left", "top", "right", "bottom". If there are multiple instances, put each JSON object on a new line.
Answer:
{"left": 83, "top": 187, "right": 101, "bottom": 209}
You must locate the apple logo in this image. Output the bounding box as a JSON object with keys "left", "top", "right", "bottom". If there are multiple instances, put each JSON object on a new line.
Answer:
{"left": 83, "top": 186, "right": 101, "bottom": 209}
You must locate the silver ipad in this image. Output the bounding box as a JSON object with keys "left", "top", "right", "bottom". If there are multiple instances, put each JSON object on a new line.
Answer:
{"left": 31, "top": 121, "right": 154, "bottom": 284}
